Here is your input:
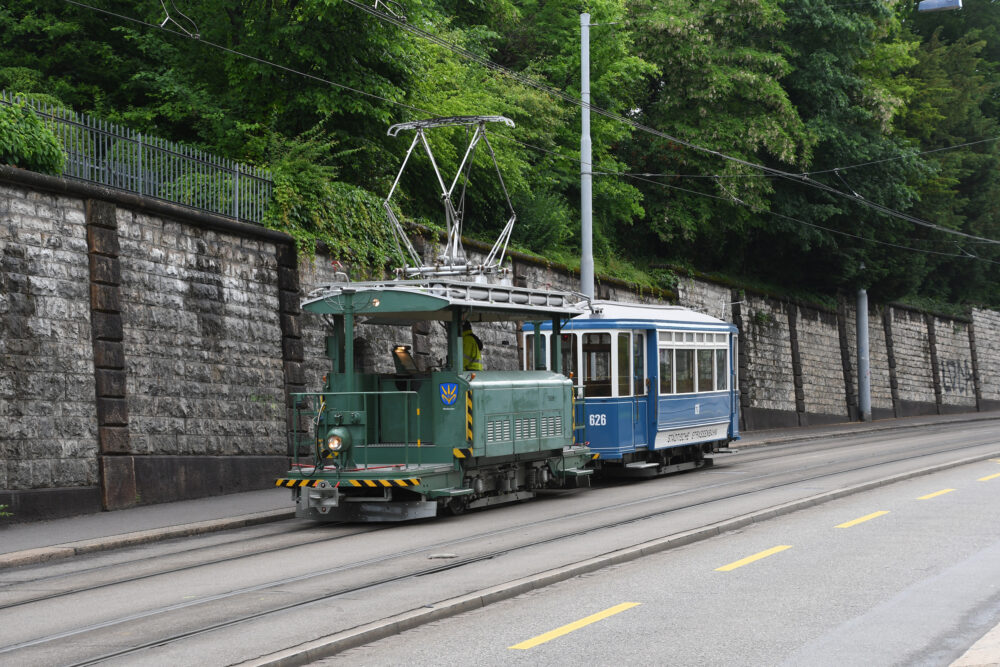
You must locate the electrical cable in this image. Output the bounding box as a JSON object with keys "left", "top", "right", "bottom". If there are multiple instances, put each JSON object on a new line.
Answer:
{"left": 58, "top": 0, "right": 1000, "bottom": 264}
{"left": 342, "top": 0, "right": 1000, "bottom": 247}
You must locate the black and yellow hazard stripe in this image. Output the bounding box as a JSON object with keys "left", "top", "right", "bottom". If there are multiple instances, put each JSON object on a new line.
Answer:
{"left": 465, "top": 390, "right": 473, "bottom": 443}
{"left": 453, "top": 448, "right": 473, "bottom": 459}
{"left": 342, "top": 478, "right": 421, "bottom": 488}
{"left": 275, "top": 479, "right": 320, "bottom": 488}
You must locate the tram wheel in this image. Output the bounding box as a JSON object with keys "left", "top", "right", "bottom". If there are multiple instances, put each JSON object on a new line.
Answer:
{"left": 443, "top": 497, "right": 469, "bottom": 516}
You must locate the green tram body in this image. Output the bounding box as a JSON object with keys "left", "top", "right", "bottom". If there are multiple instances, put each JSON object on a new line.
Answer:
{"left": 276, "top": 279, "right": 595, "bottom": 521}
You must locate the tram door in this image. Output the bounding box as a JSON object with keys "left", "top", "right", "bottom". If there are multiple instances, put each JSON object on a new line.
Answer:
{"left": 615, "top": 331, "right": 647, "bottom": 448}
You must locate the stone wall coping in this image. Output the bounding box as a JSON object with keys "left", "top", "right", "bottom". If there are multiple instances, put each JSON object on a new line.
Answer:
{"left": 0, "top": 165, "right": 292, "bottom": 245}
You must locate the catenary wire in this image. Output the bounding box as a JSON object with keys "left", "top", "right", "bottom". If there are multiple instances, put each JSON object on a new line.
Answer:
{"left": 58, "top": 0, "right": 1000, "bottom": 264}
{"left": 342, "top": 0, "right": 1000, "bottom": 247}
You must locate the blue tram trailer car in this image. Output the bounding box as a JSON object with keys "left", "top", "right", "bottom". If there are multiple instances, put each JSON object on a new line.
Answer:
{"left": 524, "top": 301, "right": 739, "bottom": 477}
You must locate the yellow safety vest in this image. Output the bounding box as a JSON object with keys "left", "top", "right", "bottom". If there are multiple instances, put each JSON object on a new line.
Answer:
{"left": 463, "top": 330, "right": 483, "bottom": 370}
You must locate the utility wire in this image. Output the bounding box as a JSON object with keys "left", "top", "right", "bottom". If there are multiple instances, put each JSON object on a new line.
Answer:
{"left": 61, "top": 0, "right": 433, "bottom": 119}
{"left": 490, "top": 132, "right": 991, "bottom": 262}
{"left": 343, "top": 0, "right": 1000, "bottom": 247}
{"left": 59, "top": 0, "right": 999, "bottom": 264}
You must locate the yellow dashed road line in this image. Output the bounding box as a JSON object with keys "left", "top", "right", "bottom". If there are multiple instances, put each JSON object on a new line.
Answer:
{"left": 918, "top": 488, "right": 956, "bottom": 500}
{"left": 715, "top": 545, "right": 793, "bottom": 572}
{"left": 978, "top": 472, "right": 1000, "bottom": 482}
{"left": 836, "top": 510, "right": 890, "bottom": 528}
{"left": 509, "top": 602, "right": 641, "bottom": 650}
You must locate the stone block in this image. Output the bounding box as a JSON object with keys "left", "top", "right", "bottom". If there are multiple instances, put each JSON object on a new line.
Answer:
{"left": 86, "top": 199, "right": 118, "bottom": 229}
{"left": 278, "top": 289, "right": 301, "bottom": 315}
{"left": 89, "top": 254, "right": 121, "bottom": 285}
{"left": 91, "top": 311, "right": 123, "bottom": 342}
{"left": 90, "top": 283, "right": 121, "bottom": 313}
{"left": 87, "top": 225, "right": 120, "bottom": 256}
{"left": 282, "top": 336, "right": 304, "bottom": 361}
{"left": 280, "top": 313, "right": 301, "bottom": 339}
{"left": 277, "top": 266, "right": 299, "bottom": 291}
{"left": 97, "top": 397, "right": 129, "bottom": 426}
{"left": 100, "top": 455, "right": 137, "bottom": 510}
{"left": 99, "top": 426, "right": 131, "bottom": 454}
{"left": 95, "top": 368, "right": 127, "bottom": 397}
{"left": 284, "top": 360, "right": 305, "bottom": 386}
{"left": 93, "top": 340, "right": 125, "bottom": 369}
{"left": 275, "top": 243, "right": 297, "bottom": 268}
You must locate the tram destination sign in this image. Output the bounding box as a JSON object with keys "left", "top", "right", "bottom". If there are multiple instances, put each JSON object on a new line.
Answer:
{"left": 653, "top": 422, "right": 729, "bottom": 449}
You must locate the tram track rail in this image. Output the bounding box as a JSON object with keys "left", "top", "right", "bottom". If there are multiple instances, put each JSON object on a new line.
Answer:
{"left": 1, "top": 427, "right": 997, "bottom": 665}
{"left": 1, "top": 421, "right": 988, "bottom": 614}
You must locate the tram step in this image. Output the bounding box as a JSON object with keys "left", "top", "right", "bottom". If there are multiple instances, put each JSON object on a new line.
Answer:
{"left": 562, "top": 467, "right": 594, "bottom": 477}
{"left": 625, "top": 462, "right": 660, "bottom": 469}
{"left": 426, "top": 487, "right": 475, "bottom": 499}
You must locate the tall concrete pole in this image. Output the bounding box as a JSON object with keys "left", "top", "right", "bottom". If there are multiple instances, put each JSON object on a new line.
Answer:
{"left": 580, "top": 13, "right": 594, "bottom": 299}
{"left": 857, "top": 288, "right": 872, "bottom": 422}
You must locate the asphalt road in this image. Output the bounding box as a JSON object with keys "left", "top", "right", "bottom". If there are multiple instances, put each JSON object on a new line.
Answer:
{"left": 318, "top": 458, "right": 1000, "bottom": 666}
{"left": 0, "top": 419, "right": 997, "bottom": 666}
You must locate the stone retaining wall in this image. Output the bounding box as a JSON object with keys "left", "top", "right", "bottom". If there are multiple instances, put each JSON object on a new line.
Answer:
{"left": 1, "top": 168, "right": 999, "bottom": 521}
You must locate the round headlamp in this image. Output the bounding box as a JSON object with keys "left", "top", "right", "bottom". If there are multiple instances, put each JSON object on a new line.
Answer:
{"left": 326, "top": 434, "right": 343, "bottom": 451}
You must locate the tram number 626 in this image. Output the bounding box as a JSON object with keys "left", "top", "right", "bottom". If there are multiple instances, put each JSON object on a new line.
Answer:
{"left": 588, "top": 413, "right": 607, "bottom": 427}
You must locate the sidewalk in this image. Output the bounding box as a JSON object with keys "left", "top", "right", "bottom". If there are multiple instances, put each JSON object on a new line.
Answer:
{"left": 1, "top": 411, "right": 997, "bottom": 570}
{"left": 0, "top": 487, "right": 292, "bottom": 568}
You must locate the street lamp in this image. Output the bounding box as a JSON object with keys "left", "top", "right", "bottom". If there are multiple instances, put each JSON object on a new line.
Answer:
{"left": 917, "top": 0, "right": 962, "bottom": 12}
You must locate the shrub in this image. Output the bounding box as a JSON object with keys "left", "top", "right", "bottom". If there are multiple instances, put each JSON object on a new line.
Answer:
{"left": 0, "top": 98, "right": 65, "bottom": 175}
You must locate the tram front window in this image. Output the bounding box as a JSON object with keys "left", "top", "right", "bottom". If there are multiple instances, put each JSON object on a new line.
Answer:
{"left": 583, "top": 333, "right": 611, "bottom": 397}
{"left": 525, "top": 333, "right": 547, "bottom": 370}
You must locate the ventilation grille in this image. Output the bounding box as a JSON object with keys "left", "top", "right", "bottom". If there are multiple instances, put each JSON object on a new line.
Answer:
{"left": 487, "top": 419, "right": 511, "bottom": 443}
{"left": 514, "top": 417, "right": 538, "bottom": 440}
{"left": 540, "top": 415, "right": 563, "bottom": 438}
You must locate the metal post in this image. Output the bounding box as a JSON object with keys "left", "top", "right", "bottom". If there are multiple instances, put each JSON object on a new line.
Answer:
{"left": 451, "top": 310, "right": 464, "bottom": 374}
{"left": 233, "top": 161, "right": 241, "bottom": 221}
{"left": 857, "top": 289, "right": 872, "bottom": 422}
{"left": 344, "top": 296, "right": 355, "bottom": 394}
{"left": 580, "top": 13, "right": 594, "bottom": 300}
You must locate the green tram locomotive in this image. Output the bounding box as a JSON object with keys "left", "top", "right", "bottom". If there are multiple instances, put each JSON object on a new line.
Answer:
{"left": 275, "top": 279, "right": 596, "bottom": 521}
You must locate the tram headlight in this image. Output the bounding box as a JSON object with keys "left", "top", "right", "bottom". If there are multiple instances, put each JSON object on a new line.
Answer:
{"left": 324, "top": 427, "right": 351, "bottom": 453}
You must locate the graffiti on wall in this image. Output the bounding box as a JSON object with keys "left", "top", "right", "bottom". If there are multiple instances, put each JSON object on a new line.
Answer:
{"left": 941, "top": 358, "right": 974, "bottom": 395}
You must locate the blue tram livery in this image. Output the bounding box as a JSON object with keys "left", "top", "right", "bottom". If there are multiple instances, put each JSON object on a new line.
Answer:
{"left": 524, "top": 301, "right": 739, "bottom": 477}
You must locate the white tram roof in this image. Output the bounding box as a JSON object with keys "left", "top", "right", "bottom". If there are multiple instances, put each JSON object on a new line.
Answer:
{"left": 529, "top": 300, "right": 736, "bottom": 333}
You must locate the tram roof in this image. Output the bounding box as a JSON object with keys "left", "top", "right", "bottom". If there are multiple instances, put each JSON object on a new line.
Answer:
{"left": 302, "top": 278, "right": 590, "bottom": 323}
{"left": 528, "top": 300, "right": 737, "bottom": 332}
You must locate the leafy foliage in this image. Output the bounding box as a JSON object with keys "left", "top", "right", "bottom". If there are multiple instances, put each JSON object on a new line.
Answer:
{"left": 0, "top": 98, "right": 64, "bottom": 174}
{"left": 0, "top": 1, "right": 999, "bottom": 305}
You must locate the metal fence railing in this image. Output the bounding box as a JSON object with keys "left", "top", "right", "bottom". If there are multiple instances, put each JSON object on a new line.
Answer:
{"left": 1, "top": 91, "right": 273, "bottom": 225}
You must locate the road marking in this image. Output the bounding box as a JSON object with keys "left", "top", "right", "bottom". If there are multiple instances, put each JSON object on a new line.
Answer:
{"left": 836, "top": 510, "right": 889, "bottom": 528}
{"left": 509, "top": 602, "right": 640, "bottom": 650}
{"left": 715, "top": 545, "right": 792, "bottom": 572}
{"left": 918, "top": 488, "right": 956, "bottom": 500}
{"left": 978, "top": 472, "right": 1000, "bottom": 482}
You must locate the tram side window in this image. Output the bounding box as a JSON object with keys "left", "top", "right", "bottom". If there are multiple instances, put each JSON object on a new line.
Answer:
{"left": 560, "top": 333, "right": 578, "bottom": 381}
{"left": 583, "top": 333, "right": 611, "bottom": 397}
{"left": 658, "top": 348, "right": 673, "bottom": 394}
{"left": 675, "top": 349, "right": 695, "bottom": 393}
{"left": 716, "top": 348, "right": 728, "bottom": 391}
{"left": 634, "top": 333, "right": 646, "bottom": 395}
{"left": 697, "top": 349, "right": 714, "bottom": 392}
{"left": 617, "top": 333, "right": 631, "bottom": 396}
